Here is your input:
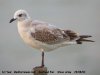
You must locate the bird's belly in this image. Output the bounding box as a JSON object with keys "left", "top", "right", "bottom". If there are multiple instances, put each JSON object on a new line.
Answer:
{"left": 19, "top": 31, "right": 39, "bottom": 48}
{"left": 18, "top": 30, "right": 70, "bottom": 52}
{"left": 18, "top": 31, "right": 55, "bottom": 51}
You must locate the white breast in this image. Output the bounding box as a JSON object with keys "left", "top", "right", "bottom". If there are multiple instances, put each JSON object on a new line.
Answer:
{"left": 17, "top": 21, "right": 36, "bottom": 46}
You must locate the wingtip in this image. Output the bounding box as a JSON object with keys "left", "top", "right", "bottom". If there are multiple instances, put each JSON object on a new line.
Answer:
{"left": 79, "top": 35, "right": 92, "bottom": 38}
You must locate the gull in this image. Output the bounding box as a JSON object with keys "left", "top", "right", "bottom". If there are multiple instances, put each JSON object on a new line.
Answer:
{"left": 9, "top": 9, "right": 94, "bottom": 67}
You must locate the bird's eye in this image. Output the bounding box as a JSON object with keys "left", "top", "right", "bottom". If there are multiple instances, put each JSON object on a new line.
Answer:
{"left": 18, "top": 14, "right": 22, "bottom": 17}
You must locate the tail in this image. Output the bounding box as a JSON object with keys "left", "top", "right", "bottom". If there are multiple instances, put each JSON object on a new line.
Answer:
{"left": 76, "top": 35, "right": 95, "bottom": 44}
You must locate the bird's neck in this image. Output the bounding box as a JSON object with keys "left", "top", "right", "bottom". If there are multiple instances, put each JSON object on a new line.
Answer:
{"left": 18, "top": 18, "right": 31, "bottom": 27}
{"left": 17, "top": 19, "right": 31, "bottom": 33}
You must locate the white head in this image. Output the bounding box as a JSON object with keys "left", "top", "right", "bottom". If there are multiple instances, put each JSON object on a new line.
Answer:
{"left": 10, "top": 9, "right": 30, "bottom": 23}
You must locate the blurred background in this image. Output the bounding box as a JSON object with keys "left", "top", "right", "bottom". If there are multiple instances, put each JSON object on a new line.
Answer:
{"left": 0, "top": 0, "right": 100, "bottom": 75}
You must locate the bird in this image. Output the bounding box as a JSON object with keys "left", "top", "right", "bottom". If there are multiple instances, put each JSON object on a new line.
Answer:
{"left": 9, "top": 9, "right": 94, "bottom": 67}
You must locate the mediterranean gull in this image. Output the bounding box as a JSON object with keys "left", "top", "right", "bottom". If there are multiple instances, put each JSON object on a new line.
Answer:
{"left": 9, "top": 9, "right": 94, "bottom": 67}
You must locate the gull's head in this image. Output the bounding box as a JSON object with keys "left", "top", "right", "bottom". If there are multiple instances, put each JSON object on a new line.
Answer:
{"left": 9, "top": 9, "right": 30, "bottom": 23}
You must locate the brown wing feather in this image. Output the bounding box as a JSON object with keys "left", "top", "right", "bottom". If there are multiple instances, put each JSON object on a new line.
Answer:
{"left": 30, "top": 21, "right": 77, "bottom": 44}
{"left": 63, "top": 30, "right": 78, "bottom": 40}
{"left": 31, "top": 28, "right": 70, "bottom": 44}
{"left": 31, "top": 29, "right": 57, "bottom": 44}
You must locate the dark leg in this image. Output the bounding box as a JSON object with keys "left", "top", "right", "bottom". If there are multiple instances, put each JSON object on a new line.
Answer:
{"left": 33, "top": 51, "right": 47, "bottom": 75}
{"left": 41, "top": 51, "right": 44, "bottom": 67}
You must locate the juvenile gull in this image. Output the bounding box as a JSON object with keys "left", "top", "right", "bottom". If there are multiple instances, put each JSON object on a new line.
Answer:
{"left": 9, "top": 10, "right": 94, "bottom": 67}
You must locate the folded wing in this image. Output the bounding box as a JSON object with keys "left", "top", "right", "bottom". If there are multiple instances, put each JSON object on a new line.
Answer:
{"left": 30, "top": 21, "right": 76, "bottom": 44}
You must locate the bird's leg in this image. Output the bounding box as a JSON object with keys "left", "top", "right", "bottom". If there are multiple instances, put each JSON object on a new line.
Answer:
{"left": 41, "top": 49, "right": 44, "bottom": 67}
{"left": 33, "top": 49, "right": 47, "bottom": 74}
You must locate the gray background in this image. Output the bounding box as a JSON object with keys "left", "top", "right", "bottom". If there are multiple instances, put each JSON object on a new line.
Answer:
{"left": 0, "top": 0, "right": 100, "bottom": 75}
